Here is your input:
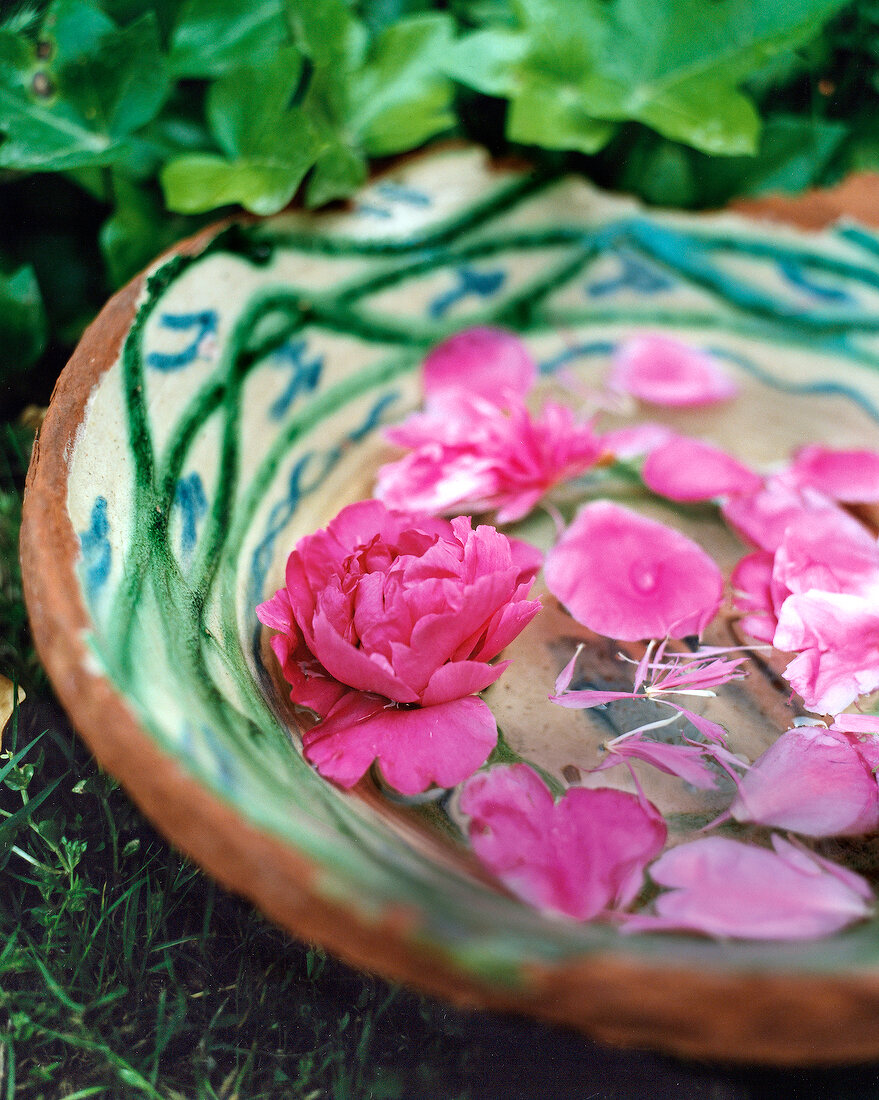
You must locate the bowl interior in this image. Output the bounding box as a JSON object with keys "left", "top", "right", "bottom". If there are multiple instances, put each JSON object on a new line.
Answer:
{"left": 59, "top": 146, "right": 879, "bottom": 987}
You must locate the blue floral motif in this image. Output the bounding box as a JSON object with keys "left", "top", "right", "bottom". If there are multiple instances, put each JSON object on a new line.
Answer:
{"left": 173, "top": 472, "right": 208, "bottom": 560}
{"left": 146, "top": 311, "right": 219, "bottom": 372}
{"left": 356, "top": 182, "right": 432, "bottom": 219}
{"left": 80, "top": 496, "right": 111, "bottom": 604}
{"left": 586, "top": 250, "right": 673, "bottom": 298}
{"left": 428, "top": 265, "right": 506, "bottom": 319}
{"left": 269, "top": 338, "right": 324, "bottom": 420}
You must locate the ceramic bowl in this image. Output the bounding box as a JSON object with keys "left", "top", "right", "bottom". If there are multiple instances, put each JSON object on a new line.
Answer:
{"left": 21, "top": 146, "right": 879, "bottom": 1064}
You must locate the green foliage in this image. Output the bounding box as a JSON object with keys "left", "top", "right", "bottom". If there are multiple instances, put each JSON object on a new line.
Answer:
{"left": 0, "top": 0, "right": 877, "bottom": 399}
{"left": 0, "top": 692, "right": 477, "bottom": 1097}
{"left": 0, "top": 266, "right": 46, "bottom": 374}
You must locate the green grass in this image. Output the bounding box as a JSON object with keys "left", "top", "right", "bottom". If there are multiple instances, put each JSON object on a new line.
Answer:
{"left": 0, "top": 422, "right": 480, "bottom": 1098}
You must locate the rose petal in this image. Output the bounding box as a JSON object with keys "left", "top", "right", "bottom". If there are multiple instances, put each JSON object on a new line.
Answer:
{"left": 775, "top": 591, "right": 879, "bottom": 715}
{"left": 789, "top": 444, "right": 879, "bottom": 503}
{"left": 609, "top": 334, "right": 738, "bottom": 407}
{"left": 423, "top": 326, "right": 537, "bottom": 409}
{"left": 624, "top": 835, "right": 872, "bottom": 939}
{"left": 545, "top": 501, "right": 724, "bottom": 640}
{"left": 459, "top": 764, "right": 666, "bottom": 920}
{"left": 304, "top": 694, "right": 498, "bottom": 794}
{"left": 730, "top": 726, "right": 879, "bottom": 836}
{"left": 642, "top": 435, "right": 761, "bottom": 502}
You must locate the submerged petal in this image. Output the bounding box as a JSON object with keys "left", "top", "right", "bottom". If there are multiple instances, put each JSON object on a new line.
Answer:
{"left": 789, "top": 444, "right": 879, "bottom": 503}
{"left": 730, "top": 726, "right": 879, "bottom": 836}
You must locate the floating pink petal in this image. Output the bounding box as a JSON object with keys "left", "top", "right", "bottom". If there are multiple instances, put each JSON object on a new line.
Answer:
{"left": 730, "top": 725, "right": 879, "bottom": 836}
{"left": 422, "top": 326, "right": 537, "bottom": 410}
{"left": 721, "top": 474, "right": 860, "bottom": 553}
{"left": 623, "top": 835, "right": 872, "bottom": 939}
{"left": 600, "top": 422, "right": 674, "bottom": 459}
{"left": 774, "top": 591, "right": 879, "bottom": 715}
{"left": 609, "top": 333, "right": 738, "bottom": 407}
{"left": 772, "top": 512, "right": 879, "bottom": 599}
{"left": 544, "top": 501, "right": 724, "bottom": 640}
{"left": 257, "top": 501, "right": 540, "bottom": 793}
{"left": 789, "top": 444, "right": 879, "bottom": 503}
{"left": 459, "top": 764, "right": 666, "bottom": 921}
{"left": 642, "top": 435, "right": 761, "bottom": 502}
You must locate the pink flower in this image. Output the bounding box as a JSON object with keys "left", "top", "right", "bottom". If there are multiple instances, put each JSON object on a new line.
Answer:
{"left": 641, "top": 435, "right": 761, "bottom": 502}
{"left": 730, "top": 725, "right": 879, "bottom": 836}
{"left": 459, "top": 764, "right": 666, "bottom": 921}
{"left": 788, "top": 444, "right": 879, "bottom": 503}
{"left": 377, "top": 395, "right": 606, "bottom": 523}
{"left": 422, "top": 326, "right": 537, "bottom": 411}
{"left": 732, "top": 513, "right": 879, "bottom": 643}
{"left": 608, "top": 333, "right": 739, "bottom": 407}
{"left": 774, "top": 591, "right": 879, "bottom": 715}
{"left": 623, "top": 835, "right": 873, "bottom": 939}
{"left": 257, "top": 500, "right": 541, "bottom": 794}
{"left": 544, "top": 501, "right": 724, "bottom": 640}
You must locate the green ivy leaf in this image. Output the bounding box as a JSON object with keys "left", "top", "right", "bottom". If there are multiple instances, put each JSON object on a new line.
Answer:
{"left": 288, "top": 5, "right": 455, "bottom": 203}
{"left": 0, "top": 264, "right": 47, "bottom": 373}
{"left": 305, "top": 142, "right": 367, "bottom": 207}
{"left": 348, "top": 14, "right": 457, "bottom": 156}
{"left": 0, "top": 1, "right": 169, "bottom": 171}
{"left": 161, "top": 46, "right": 322, "bottom": 214}
{"left": 450, "top": 0, "right": 851, "bottom": 157}
{"left": 169, "top": 0, "right": 290, "bottom": 78}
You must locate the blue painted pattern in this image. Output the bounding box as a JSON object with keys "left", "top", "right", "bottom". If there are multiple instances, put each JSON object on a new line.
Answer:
{"left": 357, "top": 182, "right": 432, "bottom": 219}
{"left": 428, "top": 265, "right": 506, "bottom": 319}
{"left": 586, "top": 250, "right": 673, "bottom": 298}
{"left": 270, "top": 338, "right": 324, "bottom": 420}
{"left": 80, "top": 496, "right": 111, "bottom": 603}
{"left": 173, "top": 472, "right": 208, "bottom": 559}
{"left": 146, "top": 311, "right": 219, "bottom": 372}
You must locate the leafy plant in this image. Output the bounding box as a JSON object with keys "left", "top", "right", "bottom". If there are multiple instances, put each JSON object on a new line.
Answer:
{"left": 1, "top": 0, "right": 878, "bottom": 403}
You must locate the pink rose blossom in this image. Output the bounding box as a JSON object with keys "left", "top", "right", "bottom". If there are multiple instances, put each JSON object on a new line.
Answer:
{"left": 642, "top": 435, "right": 762, "bottom": 502}
{"left": 544, "top": 501, "right": 724, "bottom": 640}
{"left": 377, "top": 394, "right": 606, "bottom": 523}
{"left": 623, "top": 835, "right": 873, "bottom": 939}
{"left": 257, "top": 500, "right": 541, "bottom": 793}
{"left": 788, "top": 444, "right": 879, "bottom": 503}
{"left": 730, "top": 725, "right": 879, "bottom": 836}
{"left": 459, "top": 764, "right": 666, "bottom": 920}
{"left": 774, "top": 591, "right": 879, "bottom": 715}
{"left": 608, "top": 333, "right": 739, "bottom": 407}
{"left": 422, "top": 326, "right": 537, "bottom": 411}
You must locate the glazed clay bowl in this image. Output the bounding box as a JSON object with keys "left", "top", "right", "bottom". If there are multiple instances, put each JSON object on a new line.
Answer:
{"left": 21, "top": 146, "right": 879, "bottom": 1065}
